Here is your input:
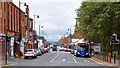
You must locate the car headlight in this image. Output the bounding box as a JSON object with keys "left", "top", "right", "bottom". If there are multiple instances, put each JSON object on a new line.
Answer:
{"left": 77, "top": 52, "right": 80, "bottom": 54}
{"left": 86, "top": 53, "right": 89, "bottom": 55}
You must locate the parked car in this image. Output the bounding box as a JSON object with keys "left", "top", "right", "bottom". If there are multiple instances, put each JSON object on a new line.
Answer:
{"left": 40, "top": 48, "right": 44, "bottom": 54}
{"left": 71, "top": 49, "right": 74, "bottom": 54}
{"left": 35, "top": 49, "right": 41, "bottom": 56}
{"left": 47, "top": 47, "right": 50, "bottom": 52}
{"left": 24, "top": 49, "right": 37, "bottom": 59}
{"left": 43, "top": 49, "right": 46, "bottom": 53}
{"left": 44, "top": 48, "right": 48, "bottom": 53}
{"left": 73, "top": 50, "right": 77, "bottom": 56}
{"left": 58, "top": 47, "right": 64, "bottom": 51}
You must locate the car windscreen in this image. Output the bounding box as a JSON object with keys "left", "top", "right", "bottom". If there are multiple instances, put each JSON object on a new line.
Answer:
{"left": 77, "top": 46, "right": 88, "bottom": 52}
{"left": 25, "top": 50, "right": 33, "bottom": 52}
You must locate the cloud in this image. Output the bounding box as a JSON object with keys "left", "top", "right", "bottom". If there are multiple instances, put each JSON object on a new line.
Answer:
{"left": 13, "top": 0, "right": 82, "bottom": 41}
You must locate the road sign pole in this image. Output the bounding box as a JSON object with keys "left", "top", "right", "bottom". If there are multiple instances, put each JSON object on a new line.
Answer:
{"left": 5, "top": 33, "right": 7, "bottom": 64}
{"left": 114, "top": 44, "right": 116, "bottom": 64}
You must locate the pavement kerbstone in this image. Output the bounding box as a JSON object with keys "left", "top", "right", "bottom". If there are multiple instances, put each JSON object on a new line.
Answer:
{"left": 0, "top": 57, "right": 24, "bottom": 67}
{"left": 92, "top": 56, "right": 119, "bottom": 66}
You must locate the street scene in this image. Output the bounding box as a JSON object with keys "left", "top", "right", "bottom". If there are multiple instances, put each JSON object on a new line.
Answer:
{"left": 14, "top": 51, "right": 107, "bottom": 66}
{"left": 0, "top": 0, "right": 120, "bottom": 68}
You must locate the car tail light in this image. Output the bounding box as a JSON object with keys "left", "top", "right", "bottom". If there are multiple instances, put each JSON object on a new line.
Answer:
{"left": 32, "top": 52, "right": 34, "bottom": 54}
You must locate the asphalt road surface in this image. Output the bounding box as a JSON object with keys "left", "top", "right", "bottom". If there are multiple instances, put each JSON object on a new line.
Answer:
{"left": 14, "top": 51, "right": 109, "bottom": 66}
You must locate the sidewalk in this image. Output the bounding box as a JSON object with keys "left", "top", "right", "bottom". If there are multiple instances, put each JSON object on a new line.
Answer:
{"left": 0, "top": 57, "right": 24, "bottom": 66}
{"left": 92, "top": 54, "right": 119, "bottom": 66}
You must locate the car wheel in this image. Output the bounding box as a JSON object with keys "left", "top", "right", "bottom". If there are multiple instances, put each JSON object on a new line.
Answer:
{"left": 76, "top": 53, "right": 79, "bottom": 57}
{"left": 36, "top": 56, "right": 37, "bottom": 58}
{"left": 24, "top": 56, "right": 27, "bottom": 59}
{"left": 33, "top": 56, "right": 35, "bottom": 59}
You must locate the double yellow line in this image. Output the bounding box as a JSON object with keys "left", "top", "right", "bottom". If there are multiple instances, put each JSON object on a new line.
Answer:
{"left": 89, "top": 57, "right": 103, "bottom": 65}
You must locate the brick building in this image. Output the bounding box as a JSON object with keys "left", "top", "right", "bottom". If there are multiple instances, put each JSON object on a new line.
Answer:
{"left": 0, "top": 2, "right": 36, "bottom": 64}
{"left": 24, "top": 5, "right": 34, "bottom": 49}
{"left": 0, "top": 2, "right": 26, "bottom": 59}
{"left": 0, "top": 1, "right": 2, "bottom": 33}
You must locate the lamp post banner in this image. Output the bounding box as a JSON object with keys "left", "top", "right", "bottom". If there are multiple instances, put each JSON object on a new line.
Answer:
{"left": 10, "top": 37, "right": 14, "bottom": 57}
{"left": 20, "top": 38, "right": 25, "bottom": 57}
{"left": 21, "top": 38, "right": 25, "bottom": 46}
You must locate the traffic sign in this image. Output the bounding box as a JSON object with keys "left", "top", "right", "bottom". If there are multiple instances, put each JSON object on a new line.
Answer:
{"left": 28, "top": 40, "right": 31, "bottom": 45}
{"left": 0, "top": 37, "right": 4, "bottom": 42}
{"left": 110, "top": 33, "right": 119, "bottom": 45}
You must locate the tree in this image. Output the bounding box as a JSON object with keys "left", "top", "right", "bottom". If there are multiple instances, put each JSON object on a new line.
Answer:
{"left": 76, "top": 2, "right": 120, "bottom": 53}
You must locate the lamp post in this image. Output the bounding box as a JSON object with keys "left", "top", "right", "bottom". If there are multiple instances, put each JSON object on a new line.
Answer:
{"left": 19, "top": 0, "right": 27, "bottom": 58}
{"left": 65, "top": 32, "right": 69, "bottom": 52}
{"left": 68, "top": 28, "right": 71, "bottom": 44}
{"left": 39, "top": 25, "right": 43, "bottom": 36}
{"left": 34, "top": 14, "right": 39, "bottom": 31}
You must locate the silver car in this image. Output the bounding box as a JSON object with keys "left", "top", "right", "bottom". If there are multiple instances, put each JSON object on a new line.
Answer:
{"left": 24, "top": 49, "right": 37, "bottom": 59}
{"left": 35, "top": 49, "right": 42, "bottom": 56}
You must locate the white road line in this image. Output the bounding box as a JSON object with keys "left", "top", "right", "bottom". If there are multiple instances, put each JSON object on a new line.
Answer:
{"left": 84, "top": 60, "right": 87, "bottom": 62}
{"left": 63, "top": 59, "right": 65, "bottom": 62}
{"left": 50, "top": 53, "right": 60, "bottom": 62}
{"left": 73, "top": 57, "right": 77, "bottom": 63}
{"left": 72, "top": 54, "right": 77, "bottom": 63}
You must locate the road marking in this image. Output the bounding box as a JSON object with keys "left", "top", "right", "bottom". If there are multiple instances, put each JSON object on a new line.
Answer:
{"left": 73, "top": 57, "right": 77, "bottom": 63}
{"left": 50, "top": 53, "right": 60, "bottom": 62}
{"left": 72, "top": 54, "right": 77, "bottom": 63}
{"left": 63, "top": 59, "right": 65, "bottom": 62}
{"left": 89, "top": 58, "right": 103, "bottom": 65}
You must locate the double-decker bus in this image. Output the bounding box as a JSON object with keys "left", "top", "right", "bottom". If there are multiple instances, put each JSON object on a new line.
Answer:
{"left": 76, "top": 43, "right": 90, "bottom": 57}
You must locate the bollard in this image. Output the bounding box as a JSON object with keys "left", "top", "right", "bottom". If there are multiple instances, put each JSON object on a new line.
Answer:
{"left": 103, "top": 54, "right": 104, "bottom": 61}
{"left": 105, "top": 54, "right": 106, "bottom": 61}
{"left": 107, "top": 54, "right": 108, "bottom": 62}
{"left": 109, "top": 54, "right": 111, "bottom": 63}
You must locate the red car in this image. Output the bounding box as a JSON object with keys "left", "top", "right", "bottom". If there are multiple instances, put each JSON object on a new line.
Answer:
{"left": 44, "top": 49, "right": 46, "bottom": 53}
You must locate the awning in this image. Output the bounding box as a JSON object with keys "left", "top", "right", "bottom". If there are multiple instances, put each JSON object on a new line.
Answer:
{"left": 0, "top": 34, "right": 6, "bottom": 37}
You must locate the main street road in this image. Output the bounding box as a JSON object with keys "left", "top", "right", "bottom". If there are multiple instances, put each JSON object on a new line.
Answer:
{"left": 14, "top": 51, "right": 109, "bottom": 66}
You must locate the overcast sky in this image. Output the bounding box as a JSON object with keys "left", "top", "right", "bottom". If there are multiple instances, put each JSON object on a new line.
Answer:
{"left": 13, "top": 0, "right": 82, "bottom": 41}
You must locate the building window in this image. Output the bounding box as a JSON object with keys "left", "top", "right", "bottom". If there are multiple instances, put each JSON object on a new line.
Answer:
{"left": 16, "top": 10, "right": 18, "bottom": 32}
{"left": 25, "top": 17, "right": 27, "bottom": 26}
{"left": 4, "top": 2, "right": 5, "bottom": 11}
{"left": 4, "top": 19, "right": 6, "bottom": 33}
{"left": 1, "top": 17, "right": 2, "bottom": 33}
{"left": 11, "top": 6, "right": 12, "bottom": 31}
{"left": 30, "top": 21, "right": 31, "bottom": 28}
{"left": 7, "top": 4, "right": 9, "bottom": 30}
{"left": 25, "top": 30, "right": 27, "bottom": 38}
{"left": 14, "top": 9, "right": 15, "bottom": 31}
{"left": 1, "top": 1, "right": 2, "bottom": 10}
{"left": 30, "top": 32, "right": 32, "bottom": 38}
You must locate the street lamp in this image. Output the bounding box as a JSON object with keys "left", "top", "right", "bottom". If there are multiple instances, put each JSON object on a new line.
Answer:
{"left": 39, "top": 25, "right": 43, "bottom": 36}
{"left": 68, "top": 28, "right": 71, "bottom": 44}
{"left": 19, "top": 0, "right": 27, "bottom": 58}
{"left": 65, "top": 32, "right": 69, "bottom": 52}
{"left": 34, "top": 14, "right": 39, "bottom": 30}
